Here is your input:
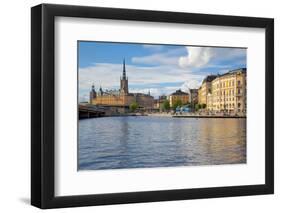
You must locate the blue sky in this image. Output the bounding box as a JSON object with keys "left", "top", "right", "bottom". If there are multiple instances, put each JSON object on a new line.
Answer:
{"left": 78, "top": 41, "right": 246, "bottom": 102}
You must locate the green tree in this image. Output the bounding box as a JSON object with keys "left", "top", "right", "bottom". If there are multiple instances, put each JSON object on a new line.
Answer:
{"left": 172, "top": 99, "right": 183, "bottom": 110}
{"left": 195, "top": 103, "right": 202, "bottom": 111}
{"left": 129, "top": 101, "right": 139, "bottom": 112}
{"left": 161, "top": 99, "right": 170, "bottom": 111}
{"left": 202, "top": 103, "right": 207, "bottom": 109}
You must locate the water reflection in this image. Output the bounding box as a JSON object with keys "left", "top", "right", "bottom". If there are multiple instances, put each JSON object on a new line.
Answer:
{"left": 79, "top": 116, "right": 246, "bottom": 170}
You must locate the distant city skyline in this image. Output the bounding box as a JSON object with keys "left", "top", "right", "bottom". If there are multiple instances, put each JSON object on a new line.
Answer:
{"left": 78, "top": 41, "right": 246, "bottom": 102}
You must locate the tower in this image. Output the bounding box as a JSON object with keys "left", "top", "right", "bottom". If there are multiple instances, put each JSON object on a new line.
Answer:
{"left": 99, "top": 86, "right": 104, "bottom": 96}
{"left": 89, "top": 83, "right": 96, "bottom": 103}
{"left": 120, "top": 59, "right": 129, "bottom": 94}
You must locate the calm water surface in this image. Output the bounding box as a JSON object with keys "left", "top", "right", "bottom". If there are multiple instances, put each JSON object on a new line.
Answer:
{"left": 78, "top": 116, "right": 246, "bottom": 170}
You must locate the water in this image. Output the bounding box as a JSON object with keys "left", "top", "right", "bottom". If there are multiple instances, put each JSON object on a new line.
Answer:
{"left": 78, "top": 116, "right": 246, "bottom": 170}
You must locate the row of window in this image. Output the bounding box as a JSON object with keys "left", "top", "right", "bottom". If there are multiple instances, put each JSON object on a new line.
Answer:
{"left": 213, "top": 88, "right": 243, "bottom": 96}
{"left": 210, "top": 103, "right": 242, "bottom": 109}
{"left": 214, "top": 97, "right": 235, "bottom": 102}
{"left": 211, "top": 96, "right": 243, "bottom": 102}
{"left": 215, "top": 80, "right": 241, "bottom": 89}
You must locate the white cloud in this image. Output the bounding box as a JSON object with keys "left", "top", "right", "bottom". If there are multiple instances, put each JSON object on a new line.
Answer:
{"left": 179, "top": 46, "right": 246, "bottom": 69}
{"left": 79, "top": 63, "right": 204, "bottom": 101}
{"left": 79, "top": 46, "right": 246, "bottom": 101}
{"left": 180, "top": 80, "right": 201, "bottom": 91}
{"left": 179, "top": 47, "right": 214, "bottom": 68}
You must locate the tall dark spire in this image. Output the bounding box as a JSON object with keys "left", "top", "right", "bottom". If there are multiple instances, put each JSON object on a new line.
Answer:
{"left": 120, "top": 58, "right": 129, "bottom": 94}
{"left": 122, "top": 58, "right": 126, "bottom": 79}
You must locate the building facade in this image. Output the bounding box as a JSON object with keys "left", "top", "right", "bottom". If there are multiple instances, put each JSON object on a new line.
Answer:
{"left": 89, "top": 59, "right": 154, "bottom": 109}
{"left": 207, "top": 68, "right": 247, "bottom": 113}
{"left": 169, "top": 89, "right": 189, "bottom": 107}
{"left": 198, "top": 75, "right": 217, "bottom": 105}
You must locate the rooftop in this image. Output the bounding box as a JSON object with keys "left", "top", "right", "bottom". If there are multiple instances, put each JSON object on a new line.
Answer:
{"left": 202, "top": 75, "right": 217, "bottom": 84}
{"left": 220, "top": 68, "right": 246, "bottom": 77}
{"left": 201, "top": 68, "right": 246, "bottom": 84}
{"left": 170, "top": 89, "right": 189, "bottom": 96}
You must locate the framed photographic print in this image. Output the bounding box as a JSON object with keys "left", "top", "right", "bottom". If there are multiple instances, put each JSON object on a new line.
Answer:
{"left": 31, "top": 3, "right": 274, "bottom": 209}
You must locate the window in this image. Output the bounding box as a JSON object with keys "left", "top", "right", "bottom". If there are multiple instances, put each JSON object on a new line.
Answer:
{"left": 238, "top": 103, "right": 241, "bottom": 108}
{"left": 238, "top": 80, "right": 241, "bottom": 85}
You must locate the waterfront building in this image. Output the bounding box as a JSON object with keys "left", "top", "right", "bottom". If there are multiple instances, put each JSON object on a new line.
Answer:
{"left": 153, "top": 95, "right": 169, "bottom": 111}
{"left": 198, "top": 75, "right": 217, "bottom": 105}
{"left": 169, "top": 89, "right": 189, "bottom": 107}
{"left": 158, "top": 95, "right": 168, "bottom": 107}
{"left": 153, "top": 99, "right": 159, "bottom": 109}
{"left": 208, "top": 68, "right": 247, "bottom": 113}
{"left": 206, "top": 92, "right": 213, "bottom": 111}
{"left": 89, "top": 59, "right": 154, "bottom": 110}
{"left": 189, "top": 89, "right": 198, "bottom": 105}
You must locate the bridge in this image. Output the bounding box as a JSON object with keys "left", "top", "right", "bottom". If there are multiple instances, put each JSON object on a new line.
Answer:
{"left": 79, "top": 104, "right": 106, "bottom": 119}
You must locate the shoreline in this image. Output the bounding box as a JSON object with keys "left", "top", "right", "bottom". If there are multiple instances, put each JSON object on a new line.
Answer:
{"left": 147, "top": 113, "right": 246, "bottom": 118}
{"left": 80, "top": 113, "right": 246, "bottom": 119}
{"left": 172, "top": 115, "right": 246, "bottom": 119}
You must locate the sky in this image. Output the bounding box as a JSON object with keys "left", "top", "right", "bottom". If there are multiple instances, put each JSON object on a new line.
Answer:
{"left": 78, "top": 41, "right": 246, "bottom": 102}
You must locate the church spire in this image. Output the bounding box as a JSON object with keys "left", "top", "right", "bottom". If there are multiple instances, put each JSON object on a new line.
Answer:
{"left": 122, "top": 58, "right": 126, "bottom": 79}
{"left": 120, "top": 58, "right": 129, "bottom": 94}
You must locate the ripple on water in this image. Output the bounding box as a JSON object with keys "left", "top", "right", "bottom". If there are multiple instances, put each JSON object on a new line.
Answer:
{"left": 78, "top": 116, "right": 246, "bottom": 170}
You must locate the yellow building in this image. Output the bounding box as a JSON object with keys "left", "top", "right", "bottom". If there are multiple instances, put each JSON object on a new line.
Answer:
{"left": 90, "top": 88, "right": 135, "bottom": 106}
{"left": 169, "top": 89, "right": 189, "bottom": 107}
{"left": 206, "top": 68, "right": 247, "bottom": 114}
{"left": 89, "top": 60, "right": 154, "bottom": 110}
{"left": 198, "top": 75, "right": 217, "bottom": 105}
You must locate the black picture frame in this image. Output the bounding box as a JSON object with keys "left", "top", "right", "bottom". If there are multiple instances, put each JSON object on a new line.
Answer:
{"left": 31, "top": 3, "right": 274, "bottom": 209}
